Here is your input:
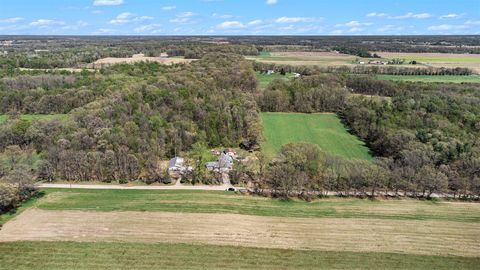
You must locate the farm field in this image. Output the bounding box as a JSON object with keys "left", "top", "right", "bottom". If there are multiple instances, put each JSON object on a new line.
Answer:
{"left": 374, "top": 52, "right": 480, "bottom": 63}
{"left": 247, "top": 51, "right": 359, "bottom": 66}
{"left": 374, "top": 52, "right": 480, "bottom": 73}
{"left": 0, "top": 114, "right": 69, "bottom": 124}
{"left": 0, "top": 188, "right": 479, "bottom": 269}
{"left": 87, "top": 55, "right": 194, "bottom": 68}
{"left": 376, "top": 74, "right": 480, "bottom": 83}
{"left": 256, "top": 71, "right": 295, "bottom": 88}
{"left": 1, "top": 241, "right": 478, "bottom": 270}
{"left": 261, "top": 112, "right": 372, "bottom": 160}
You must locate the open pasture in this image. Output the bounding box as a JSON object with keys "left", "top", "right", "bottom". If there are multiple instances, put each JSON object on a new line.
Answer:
{"left": 261, "top": 112, "right": 372, "bottom": 160}
{"left": 1, "top": 241, "right": 478, "bottom": 270}
{"left": 33, "top": 189, "right": 480, "bottom": 222}
{"left": 256, "top": 71, "right": 295, "bottom": 88}
{"left": 1, "top": 188, "right": 479, "bottom": 269}
{"left": 376, "top": 74, "right": 480, "bottom": 83}
{"left": 374, "top": 52, "right": 480, "bottom": 63}
{"left": 375, "top": 52, "right": 480, "bottom": 73}
{"left": 87, "top": 56, "right": 194, "bottom": 68}
{"left": 1, "top": 208, "right": 479, "bottom": 257}
{"left": 247, "top": 51, "right": 358, "bottom": 66}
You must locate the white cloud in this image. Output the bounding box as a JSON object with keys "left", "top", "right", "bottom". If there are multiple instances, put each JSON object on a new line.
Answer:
{"left": 367, "top": 12, "right": 387, "bottom": 18}
{"left": 61, "top": 21, "right": 89, "bottom": 31}
{"left": 134, "top": 23, "right": 162, "bottom": 33}
{"left": 217, "top": 21, "right": 245, "bottom": 29}
{"left": 348, "top": 27, "right": 364, "bottom": 33}
{"left": 170, "top": 12, "right": 196, "bottom": 24}
{"left": 93, "top": 0, "right": 123, "bottom": 6}
{"left": 393, "top": 12, "right": 432, "bottom": 19}
{"left": 248, "top": 20, "right": 263, "bottom": 26}
{"left": 465, "top": 20, "right": 480, "bottom": 25}
{"left": 109, "top": 12, "right": 133, "bottom": 24}
{"left": 266, "top": 0, "right": 278, "bottom": 5}
{"left": 29, "top": 19, "right": 65, "bottom": 27}
{"left": 162, "top": 6, "right": 176, "bottom": 11}
{"left": 92, "top": 28, "right": 117, "bottom": 34}
{"left": 439, "top": 14, "right": 460, "bottom": 19}
{"left": 330, "top": 29, "right": 343, "bottom": 35}
{"left": 377, "top": 25, "right": 405, "bottom": 33}
{"left": 109, "top": 12, "right": 153, "bottom": 24}
{"left": 212, "top": 13, "right": 234, "bottom": 19}
{"left": 275, "top": 17, "right": 317, "bottom": 23}
{"left": 170, "top": 18, "right": 190, "bottom": 23}
{"left": 427, "top": 24, "right": 467, "bottom": 31}
{"left": 177, "top": 12, "right": 195, "bottom": 18}
{"left": 336, "top": 21, "right": 372, "bottom": 27}
{"left": 0, "top": 17, "right": 24, "bottom": 23}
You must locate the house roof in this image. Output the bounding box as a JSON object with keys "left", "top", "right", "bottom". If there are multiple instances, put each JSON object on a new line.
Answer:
{"left": 169, "top": 157, "right": 184, "bottom": 168}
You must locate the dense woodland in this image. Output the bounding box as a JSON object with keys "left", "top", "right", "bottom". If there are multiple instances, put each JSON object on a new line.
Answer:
{"left": 1, "top": 37, "right": 480, "bottom": 214}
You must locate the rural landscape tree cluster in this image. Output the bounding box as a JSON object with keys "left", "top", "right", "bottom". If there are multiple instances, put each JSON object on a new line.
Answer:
{"left": 1, "top": 36, "right": 480, "bottom": 214}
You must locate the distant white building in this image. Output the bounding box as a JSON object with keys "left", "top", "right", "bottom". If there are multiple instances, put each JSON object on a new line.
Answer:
{"left": 168, "top": 157, "right": 192, "bottom": 174}
{"left": 206, "top": 150, "right": 234, "bottom": 172}
{"left": 267, "top": 70, "right": 275, "bottom": 75}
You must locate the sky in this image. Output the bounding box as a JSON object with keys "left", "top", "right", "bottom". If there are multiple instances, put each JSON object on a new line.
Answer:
{"left": 0, "top": 0, "right": 479, "bottom": 35}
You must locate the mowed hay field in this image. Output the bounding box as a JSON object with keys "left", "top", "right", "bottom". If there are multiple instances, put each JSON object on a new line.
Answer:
{"left": 87, "top": 56, "right": 193, "bottom": 68}
{"left": 261, "top": 112, "right": 372, "bottom": 160}
{"left": 247, "top": 51, "right": 358, "bottom": 66}
{"left": 376, "top": 74, "right": 480, "bottom": 83}
{"left": 0, "top": 189, "right": 479, "bottom": 269}
{"left": 375, "top": 52, "right": 480, "bottom": 73}
{"left": 2, "top": 242, "right": 478, "bottom": 270}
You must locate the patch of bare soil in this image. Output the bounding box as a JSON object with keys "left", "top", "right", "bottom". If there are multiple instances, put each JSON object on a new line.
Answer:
{"left": 1, "top": 209, "right": 479, "bottom": 257}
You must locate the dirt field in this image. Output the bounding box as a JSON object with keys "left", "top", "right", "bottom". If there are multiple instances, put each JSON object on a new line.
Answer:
{"left": 1, "top": 209, "right": 479, "bottom": 257}
{"left": 87, "top": 55, "right": 194, "bottom": 68}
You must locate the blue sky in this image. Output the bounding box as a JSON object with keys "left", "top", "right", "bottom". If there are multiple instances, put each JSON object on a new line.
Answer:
{"left": 0, "top": 0, "right": 479, "bottom": 35}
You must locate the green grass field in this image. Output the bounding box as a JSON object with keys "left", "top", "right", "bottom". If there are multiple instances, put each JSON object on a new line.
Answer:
{"left": 1, "top": 241, "right": 478, "bottom": 270}
{"left": 1, "top": 188, "right": 479, "bottom": 269}
{"left": 261, "top": 112, "right": 372, "bottom": 160}
{"left": 35, "top": 188, "right": 480, "bottom": 222}
{"left": 377, "top": 74, "right": 480, "bottom": 83}
{"left": 386, "top": 56, "right": 480, "bottom": 63}
{"left": 256, "top": 71, "right": 295, "bottom": 88}
{"left": 0, "top": 114, "right": 69, "bottom": 124}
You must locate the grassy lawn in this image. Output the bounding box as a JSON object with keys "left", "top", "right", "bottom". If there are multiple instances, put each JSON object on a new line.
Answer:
{"left": 1, "top": 241, "right": 478, "bottom": 270}
{"left": 35, "top": 189, "right": 480, "bottom": 222}
{"left": 261, "top": 112, "right": 372, "bottom": 160}
{"left": 0, "top": 114, "right": 69, "bottom": 124}
{"left": 377, "top": 74, "right": 480, "bottom": 83}
{"left": 256, "top": 71, "right": 295, "bottom": 88}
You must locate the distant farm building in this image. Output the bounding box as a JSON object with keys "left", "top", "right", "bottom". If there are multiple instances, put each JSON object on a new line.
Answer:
{"left": 206, "top": 149, "right": 235, "bottom": 172}
{"left": 168, "top": 157, "right": 192, "bottom": 176}
{"left": 368, "top": 60, "right": 387, "bottom": 65}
